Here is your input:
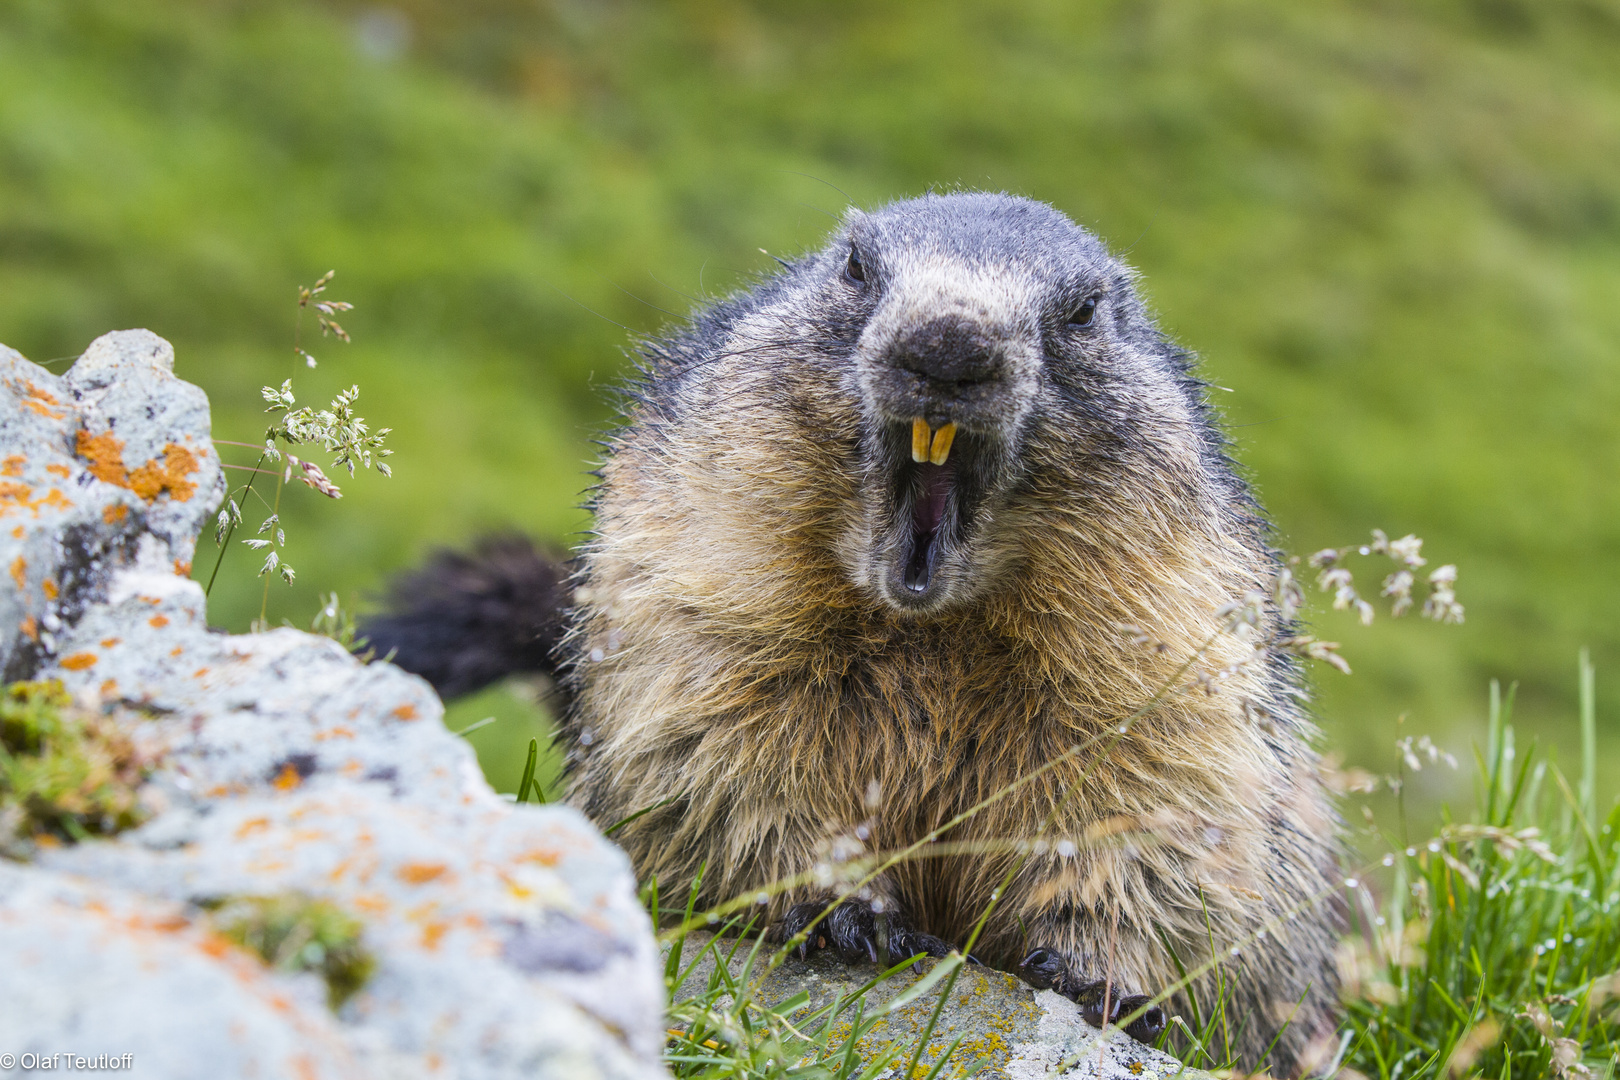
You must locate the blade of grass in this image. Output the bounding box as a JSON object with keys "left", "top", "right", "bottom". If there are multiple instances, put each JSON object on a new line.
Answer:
{"left": 515, "top": 738, "right": 537, "bottom": 805}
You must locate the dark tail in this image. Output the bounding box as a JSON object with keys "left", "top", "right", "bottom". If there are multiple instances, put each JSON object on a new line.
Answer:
{"left": 362, "top": 535, "right": 572, "bottom": 702}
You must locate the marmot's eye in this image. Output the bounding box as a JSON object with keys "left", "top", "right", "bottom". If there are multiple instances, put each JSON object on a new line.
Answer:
{"left": 846, "top": 245, "right": 867, "bottom": 284}
{"left": 1068, "top": 297, "right": 1099, "bottom": 327}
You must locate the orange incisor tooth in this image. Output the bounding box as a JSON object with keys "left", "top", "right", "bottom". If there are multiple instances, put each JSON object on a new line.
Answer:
{"left": 911, "top": 418, "right": 932, "bottom": 463}
{"left": 929, "top": 422, "right": 956, "bottom": 466}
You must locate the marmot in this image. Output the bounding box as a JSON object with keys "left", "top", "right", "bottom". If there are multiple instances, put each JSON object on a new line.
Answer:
{"left": 367, "top": 192, "right": 1343, "bottom": 1076}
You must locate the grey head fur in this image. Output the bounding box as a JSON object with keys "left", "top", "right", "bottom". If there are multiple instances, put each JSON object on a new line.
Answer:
{"left": 638, "top": 191, "right": 1255, "bottom": 615}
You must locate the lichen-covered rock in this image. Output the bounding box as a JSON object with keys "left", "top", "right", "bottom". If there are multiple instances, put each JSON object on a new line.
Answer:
{"left": 0, "top": 334, "right": 668, "bottom": 1080}
{"left": 0, "top": 866, "right": 369, "bottom": 1079}
{"left": 671, "top": 932, "right": 1212, "bottom": 1079}
{"left": 1, "top": 330, "right": 223, "bottom": 683}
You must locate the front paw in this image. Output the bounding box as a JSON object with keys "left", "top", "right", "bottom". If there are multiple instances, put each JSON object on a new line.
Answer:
{"left": 775, "top": 899, "right": 954, "bottom": 966}
{"left": 1018, "top": 947, "right": 1166, "bottom": 1044}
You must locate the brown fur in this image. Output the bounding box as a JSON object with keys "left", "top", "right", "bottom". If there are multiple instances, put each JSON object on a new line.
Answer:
{"left": 561, "top": 194, "right": 1341, "bottom": 1075}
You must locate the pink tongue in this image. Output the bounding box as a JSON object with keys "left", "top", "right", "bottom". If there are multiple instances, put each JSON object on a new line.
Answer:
{"left": 914, "top": 463, "right": 952, "bottom": 533}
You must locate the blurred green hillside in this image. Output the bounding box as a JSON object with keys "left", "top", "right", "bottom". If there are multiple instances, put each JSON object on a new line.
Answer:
{"left": 3, "top": 0, "right": 1619, "bottom": 805}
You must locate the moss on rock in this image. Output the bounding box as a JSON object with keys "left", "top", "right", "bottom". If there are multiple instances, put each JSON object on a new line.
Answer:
{"left": 209, "top": 893, "right": 377, "bottom": 1011}
{"left": 0, "top": 679, "right": 151, "bottom": 855}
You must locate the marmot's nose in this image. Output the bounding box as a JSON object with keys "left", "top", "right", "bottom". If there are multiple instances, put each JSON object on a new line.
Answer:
{"left": 886, "top": 317, "right": 1006, "bottom": 387}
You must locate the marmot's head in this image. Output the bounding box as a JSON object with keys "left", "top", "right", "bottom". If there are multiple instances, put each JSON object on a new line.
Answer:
{"left": 638, "top": 192, "right": 1238, "bottom": 621}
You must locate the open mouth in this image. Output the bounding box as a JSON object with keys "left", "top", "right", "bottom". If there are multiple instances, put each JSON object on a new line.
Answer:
{"left": 905, "top": 460, "right": 953, "bottom": 592}
{"left": 894, "top": 419, "right": 961, "bottom": 601}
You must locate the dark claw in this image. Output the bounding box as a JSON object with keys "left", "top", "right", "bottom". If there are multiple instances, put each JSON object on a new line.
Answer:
{"left": 1018, "top": 947, "right": 1072, "bottom": 991}
{"left": 774, "top": 899, "right": 955, "bottom": 968}
{"left": 775, "top": 902, "right": 821, "bottom": 960}
{"left": 1018, "top": 946, "right": 1164, "bottom": 1045}
{"left": 1116, "top": 994, "right": 1167, "bottom": 1043}
{"left": 1073, "top": 981, "right": 1114, "bottom": 1029}
{"left": 888, "top": 926, "right": 955, "bottom": 966}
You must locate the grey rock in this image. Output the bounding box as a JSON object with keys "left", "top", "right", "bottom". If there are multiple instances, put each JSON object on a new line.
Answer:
{"left": 1, "top": 329, "right": 223, "bottom": 682}
{"left": 0, "top": 334, "right": 668, "bottom": 1079}
{"left": 669, "top": 932, "right": 1211, "bottom": 1079}
{"left": 0, "top": 865, "right": 368, "bottom": 1080}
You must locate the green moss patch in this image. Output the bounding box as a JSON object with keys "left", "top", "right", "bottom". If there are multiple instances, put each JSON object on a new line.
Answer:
{"left": 0, "top": 680, "right": 150, "bottom": 855}
{"left": 210, "top": 893, "right": 377, "bottom": 1010}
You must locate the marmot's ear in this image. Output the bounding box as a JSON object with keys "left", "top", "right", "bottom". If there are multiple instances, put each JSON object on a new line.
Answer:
{"left": 361, "top": 534, "right": 573, "bottom": 703}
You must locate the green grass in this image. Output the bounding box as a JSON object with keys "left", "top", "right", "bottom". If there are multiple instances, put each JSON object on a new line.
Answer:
{"left": 442, "top": 682, "right": 565, "bottom": 801}
{"left": 1333, "top": 665, "right": 1620, "bottom": 1079}
{"left": 659, "top": 918, "right": 975, "bottom": 1080}
{"left": 3, "top": 1, "right": 1620, "bottom": 803}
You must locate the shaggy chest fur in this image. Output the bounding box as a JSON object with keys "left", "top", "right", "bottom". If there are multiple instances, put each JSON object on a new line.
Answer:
{"left": 567, "top": 461, "right": 1293, "bottom": 963}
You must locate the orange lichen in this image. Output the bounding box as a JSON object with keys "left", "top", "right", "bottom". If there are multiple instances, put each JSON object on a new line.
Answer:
{"left": 19, "top": 616, "right": 38, "bottom": 641}
{"left": 18, "top": 382, "right": 65, "bottom": 419}
{"left": 397, "top": 862, "right": 449, "bottom": 885}
{"left": 192, "top": 667, "right": 209, "bottom": 679}
{"left": 45, "top": 464, "right": 70, "bottom": 479}
{"left": 149, "top": 614, "right": 169, "bottom": 628}
{"left": 74, "top": 431, "right": 199, "bottom": 503}
{"left": 174, "top": 558, "right": 192, "bottom": 576}
{"left": 99, "top": 679, "right": 118, "bottom": 697}
{"left": 391, "top": 703, "right": 418, "bottom": 721}
{"left": 8, "top": 555, "right": 23, "bottom": 589}
{"left": 271, "top": 763, "right": 304, "bottom": 791}
{"left": 76, "top": 430, "right": 129, "bottom": 486}
{"left": 10, "top": 526, "right": 21, "bottom": 538}
{"left": 420, "top": 922, "right": 449, "bottom": 950}
{"left": 100, "top": 638, "right": 120, "bottom": 648}
{"left": 314, "top": 726, "right": 355, "bottom": 742}
{"left": 0, "top": 480, "right": 73, "bottom": 519}
{"left": 0, "top": 481, "right": 29, "bottom": 516}
{"left": 140, "top": 913, "right": 191, "bottom": 934}
{"left": 58, "top": 653, "right": 98, "bottom": 670}
{"left": 1, "top": 455, "right": 22, "bottom": 477}
{"left": 169, "top": 647, "right": 184, "bottom": 658}
{"left": 234, "top": 817, "right": 271, "bottom": 838}
{"left": 42, "top": 578, "right": 57, "bottom": 600}
{"left": 128, "top": 443, "right": 199, "bottom": 502}
{"left": 103, "top": 503, "right": 128, "bottom": 524}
